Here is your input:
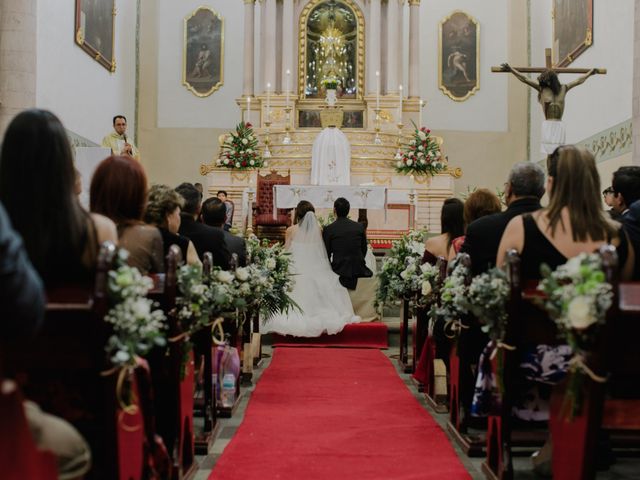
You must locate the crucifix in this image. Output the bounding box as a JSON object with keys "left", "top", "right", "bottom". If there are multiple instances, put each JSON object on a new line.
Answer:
{"left": 492, "top": 48, "right": 606, "bottom": 154}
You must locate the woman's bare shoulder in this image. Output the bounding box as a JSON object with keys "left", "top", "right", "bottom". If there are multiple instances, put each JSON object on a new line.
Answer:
{"left": 90, "top": 213, "right": 118, "bottom": 244}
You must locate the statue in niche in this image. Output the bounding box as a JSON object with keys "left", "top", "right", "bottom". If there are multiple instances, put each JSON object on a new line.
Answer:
{"left": 305, "top": 0, "right": 358, "bottom": 98}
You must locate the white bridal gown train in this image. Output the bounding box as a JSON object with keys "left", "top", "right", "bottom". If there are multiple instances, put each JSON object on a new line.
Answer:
{"left": 261, "top": 212, "right": 360, "bottom": 337}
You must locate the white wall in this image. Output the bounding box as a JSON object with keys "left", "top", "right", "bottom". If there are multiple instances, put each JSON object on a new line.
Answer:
{"left": 36, "top": 0, "right": 138, "bottom": 144}
{"left": 157, "top": 0, "right": 243, "bottom": 129}
{"left": 530, "top": 0, "right": 634, "bottom": 159}
{"left": 420, "top": 0, "right": 509, "bottom": 132}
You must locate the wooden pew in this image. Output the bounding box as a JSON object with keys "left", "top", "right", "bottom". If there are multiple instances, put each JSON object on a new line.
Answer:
{"left": 0, "top": 379, "right": 58, "bottom": 480}
{"left": 4, "top": 242, "right": 151, "bottom": 480}
{"left": 550, "top": 246, "right": 640, "bottom": 479}
{"left": 148, "top": 245, "right": 197, "bottom": 480}
{"left": 446, "top": 254, "right": 487, "bottom": 456}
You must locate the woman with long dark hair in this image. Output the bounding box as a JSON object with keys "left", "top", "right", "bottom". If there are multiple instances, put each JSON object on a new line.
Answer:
{"left": 423, "top": 197, "right": 465, "bottom": 264}
{"left": 0, "top": 109, "right": 117, "bottom": 286}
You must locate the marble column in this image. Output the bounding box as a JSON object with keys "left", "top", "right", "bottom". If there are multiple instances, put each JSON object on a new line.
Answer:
{"left": 386, "top": 0, "right": 400, "bottom": 94}
{"left": 408, "top": 0, "right": 420, "bottom": 98}
{"left": 281, "top": 0, "right": 294, "bottom": 96}
{"left": 242, "top": 0, "right": 255, "bottom": 97}
{"left": 263, "top": 0, "right": 277, "bottom": 92}
{"left": 0, "top": 0, "right": 37, "bottom": 137}
{"left": 368, "top": 0, "right": 382, "bottom": 94}
{"left": 633, "top": 0, "right": 640, "bottom": 164}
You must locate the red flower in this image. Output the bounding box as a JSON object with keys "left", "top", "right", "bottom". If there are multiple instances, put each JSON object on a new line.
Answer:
{"left": 241, "top": 160, "right": 247, "bottom": 167}
{"left": 246, "top": 122, "right": 253, "bottom": 128}
{"left": 426, "top": 129, "right": 431, "bottom": 133}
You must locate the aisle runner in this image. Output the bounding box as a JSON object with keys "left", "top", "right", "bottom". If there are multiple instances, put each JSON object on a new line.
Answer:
{"left": 210, "top": 348, "right": 470, "bottom": 480}
{"left": 272, "top": 323, "right": 388, "bottom": 349}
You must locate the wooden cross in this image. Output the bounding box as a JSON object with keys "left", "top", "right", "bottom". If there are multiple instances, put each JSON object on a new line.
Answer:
{"left": 491, "top": 48, "right": 606, "bottom": 75}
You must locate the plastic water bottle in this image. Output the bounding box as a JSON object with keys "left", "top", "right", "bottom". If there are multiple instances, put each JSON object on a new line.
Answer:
{"left": 221, "top": 374, "right": 236, "bottom": 408}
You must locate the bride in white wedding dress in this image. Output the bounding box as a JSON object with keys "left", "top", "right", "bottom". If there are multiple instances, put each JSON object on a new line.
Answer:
{"left": 261, "top": 202, "right": 360, "bottom": 337}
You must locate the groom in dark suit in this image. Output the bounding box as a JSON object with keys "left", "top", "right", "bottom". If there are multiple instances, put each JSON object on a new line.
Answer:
{"left": 323, "top": 197, "right": 373, "bottom": 290}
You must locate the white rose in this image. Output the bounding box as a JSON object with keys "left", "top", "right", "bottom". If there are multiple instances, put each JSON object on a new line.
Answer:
{"left": 567, "top": 296, "right": 596, "bottom": 330}
{"left": 266, "top": 258, "right": 276, "bottom": 270}
{"left": 406, "top": 159, "right": 413, "bottom": 166}
{"left": 216, "top": 270, "right": 234, "bottom": 284}
{"left": 235, "top": 267, "right": 250, "bottom": 282}
{"left": 418, "top": 145, "right": 424, "bottom": 151}
{"left": 417, "top": 151, "right": 424, "bottom": 157}
{"left": 216, "top": 158, "right": 222, "bottom": 166}
{"left": 246, "top": 148, "right": 253, "bottom": 154}
{"left": 421, "top": 281, "right": 432, "bottom": 296}
{"left": 419, "top": 159, "right": 426, "bottom": 165}
{"left": 242, "top": 138, "right": 248, "bottom": 145}
{"left": 418, "top": 131, "right": 427, "bottom": 140}
{"left": 131, "top": 298, "right": 151, "bottom": 318}
{"left": 249, "top": 160, "right": 255, "bottom": 166}
{"left": 235, "top": 162, "right": 241, "bottom": 168}
{"left": 564, "top": 256, "right": 583, "bottom": 278}
{"left": 396, "top": 160, "right": 403, "bottom": 168}
{"left": 223, "top": 158, "right": 230, "bottom": 165}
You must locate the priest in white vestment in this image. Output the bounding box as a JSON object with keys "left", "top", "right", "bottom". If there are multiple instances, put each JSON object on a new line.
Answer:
{"left": 310, "top": 127, "right": 351, "bottom": 186}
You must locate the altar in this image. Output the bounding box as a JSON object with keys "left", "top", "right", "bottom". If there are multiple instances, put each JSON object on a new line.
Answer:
{"left": 199, "top": 0, "right": 461, "bottom": 246}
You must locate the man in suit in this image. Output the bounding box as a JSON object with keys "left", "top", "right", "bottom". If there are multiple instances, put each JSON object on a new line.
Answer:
{"left": 460, "top": 162, "right": 545, "bottom": 276}
{"left": 323, "top": 197, "right": 373, "bottom": 290}
{"left": 175, "top": 183, "right": 231, "bottom": 269}
{"left": 201, "top": 197, "right": 247, "bottom": 267}
{"left": 612, "top": 166, "right": 640, "bottom": 279}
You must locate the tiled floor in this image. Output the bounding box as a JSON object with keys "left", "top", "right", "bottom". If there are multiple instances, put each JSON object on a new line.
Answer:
{"left": 194, "top": 343, "right": 640, "bottom": 480}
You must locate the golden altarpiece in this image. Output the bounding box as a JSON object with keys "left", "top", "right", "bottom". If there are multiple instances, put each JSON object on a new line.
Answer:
{"left": 201, "top": 0, "right": 460, "bottom": 244}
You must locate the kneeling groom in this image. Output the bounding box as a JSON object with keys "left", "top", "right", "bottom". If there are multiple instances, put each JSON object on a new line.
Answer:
{"left": 323, "top": 197, "right": 373, "bottom": 300}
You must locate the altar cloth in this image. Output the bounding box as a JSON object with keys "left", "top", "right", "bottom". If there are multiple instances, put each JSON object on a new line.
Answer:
{"left": 273, "top": 185, "right": 387, "bottom": 210}
{"left": 310, "top": 127, "right": 351, "bottom": 186}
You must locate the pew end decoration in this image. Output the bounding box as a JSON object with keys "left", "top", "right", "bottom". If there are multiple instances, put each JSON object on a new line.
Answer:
{"left": 375, "top": 230, "right": 429, "bottom": 310}
{"left": 465, "top": 267, "right": 509, "bottom": 341}
{"left": 104, "top": 249, "right": 168, "bottom": 368}
{"left": 216, "top": 121, "right": 264, "bottom": 170}
{"left": 536, "top": 253, "right": 614, "bottom": 419}
{"left": 434, "top": 255, "right": 470, "bottom": 333}
{"left": 395, "top": 122, "right": 446, "bottom": 177}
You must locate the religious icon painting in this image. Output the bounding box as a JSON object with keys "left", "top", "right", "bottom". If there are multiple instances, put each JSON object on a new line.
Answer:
{"left": 438, "top": 11, "right": 480, "bottom": 102}
{"left": 553, "top": 0, "right": 593, "bottom": 67}
{"left": 75, "top": 0, "right": 116, "bottom": 72}
{"left": 183, "top": 7, "right": 224, "bottom": 97}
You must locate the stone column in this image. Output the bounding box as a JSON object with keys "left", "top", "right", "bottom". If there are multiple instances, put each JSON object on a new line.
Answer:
{"left": 633, "top": 0, "right": 640, "bottom": 164}
{"left": 281, "top": 0, "right": 294, "bottom": 96}
{"left": 0, "top": 0, "right": 37, "bottom": 137}
{"left": 386, "top": 0, "right": 400, "bottom": 94}
{"left": 243, "top": 0, "right": 255, "bottom": 97}
{"left": 368, "top": 0, "right": 382, "bottom": 94}
{"left": 408, "top": 0, "right": 420, "bottom": 98}
{"left": 263, "top": 0, "right": 277, "bottom": 92}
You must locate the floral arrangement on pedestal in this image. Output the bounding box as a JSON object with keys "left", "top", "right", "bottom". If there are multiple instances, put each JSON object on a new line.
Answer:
{"left": 216, "top": 121, "right": 265, "bottom": 170}
{"left": 536, "top": 253, "right": 613, "bottom": 418}
{"left": 375, "top": 230, "right": 428, "bottom": 310}
{"left": 321, "top": 77, "right": 340, "bottom": 107}
{"left": 395, "top": 123, "right": 446, "bottom": 177}
{"left": 104, "top": 250, "right": 167, "bottom": 368}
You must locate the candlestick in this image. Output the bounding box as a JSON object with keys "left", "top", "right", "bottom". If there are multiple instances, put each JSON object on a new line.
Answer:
{"left": 266, "top": 82, "right": 271, "bottom": 123}
{"left": 419, "top": 98, "right": 423, "bottom": 130}
{"left": 409, "top": 174, "right": 415, "bottom": 189}
{"left": 286, "top": 70, "right": 291, "bottom": 107}
{"left": 245, "top": 96, "right": 250, "bottom": 124}
{"left": 375, "top": 71, "right": 380, "bottom": 110}
{"left": 398, "top": 84, "right": 403, "bottom": 123}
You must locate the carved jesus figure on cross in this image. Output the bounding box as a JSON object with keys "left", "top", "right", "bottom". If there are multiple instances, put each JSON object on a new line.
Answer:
{"left": 493, "top": 48, "right": 606, "bottom": 154}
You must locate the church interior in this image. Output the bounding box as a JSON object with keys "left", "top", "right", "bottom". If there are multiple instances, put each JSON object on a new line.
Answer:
{"left": 2, "top": 0, "right": 640, "bottom": 478}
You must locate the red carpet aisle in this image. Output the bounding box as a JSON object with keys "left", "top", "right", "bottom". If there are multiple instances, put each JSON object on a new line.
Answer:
{"left": 272, "top": 322, "right": 388, "bottom": 348}
{"left": 209, "top": 348, "right": 470, "bottom": 480}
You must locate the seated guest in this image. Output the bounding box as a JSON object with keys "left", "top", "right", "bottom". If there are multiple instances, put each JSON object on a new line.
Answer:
{"left": 101, "top": 115, "right": 140, "bottom": 160}
{"left": 0, "top": 109, "right": 117, "bottom": 287}
{"left": 145, "top": 185, "right": 201, "bottom": 266}
{"left": 452, "top": 189, "right": 502, "bottom": 253}
{"left": 201, "top": 197, "right": 247, "bottom": 266}
{"left": 91, "top": 156, "right": 164, "bottom": 274}
{"left": 612, "top": 166, "right": 640, "bottom": 278}
{"left": 175, "top": 183, "right": 231, "bottom": 269}
{"left": 216, "top": 190, "right": 234, "bottom": 231}
{"left": 494, "top": 146, "right": 634, "bottom": 474}
{"left": 602, "top": 186, "right": 622, "bottom": 220}
{"left": 423, "top": 198, "right": 464, "bottom": 264}
{"left": 460, "top": 162, "right": 545, "bottom": 276}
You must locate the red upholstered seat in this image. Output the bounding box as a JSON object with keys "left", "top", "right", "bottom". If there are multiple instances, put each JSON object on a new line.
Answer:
{"left": 253, "top": 170, "right": 292, "bottom": 229}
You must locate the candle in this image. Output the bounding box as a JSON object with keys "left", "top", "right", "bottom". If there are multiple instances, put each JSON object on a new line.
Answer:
{"left": 246, "top": 96, "right": 250, "bottom": 124}
{"left": 409, "top": 174, "right": 415, "bottom": 187}
{"left": 286, "top": 70, "right": 291, "bottom": 107}
{"left": 398, "top": 84, "right": 403, "bottom": 122}
{"left": 375, "top": 71, "right": 380, "bottom": 110}
{"left": 266, "top": 82, "right": 271, "bottom": 122}
{"left": 419, "top": 98, "right": 423, "bottom": 129}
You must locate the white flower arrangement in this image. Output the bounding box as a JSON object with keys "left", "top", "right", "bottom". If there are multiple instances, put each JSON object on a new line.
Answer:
{"left": 536, "top": 253, "right": 613, "bottom": 418}
{"left": 464, "top": 267, "right": 509, "bottom": 340}
{"left": 104, "top": 250, "right": 167, "bottom": 367}
{"left": 435, "top": 256, "right": 470, "bottom": 322}
{"left": 375, "top": 230, "right": 428, "bottom": 309}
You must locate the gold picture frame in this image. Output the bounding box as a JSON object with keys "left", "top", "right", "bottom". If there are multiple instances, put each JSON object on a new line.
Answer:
{"left": 75, "top": 0, "right": 116, "bottom": 72}
{"left": 298, "top": 0, "right": 365, "bottom": 100}
{"left": 438, "top": 10, "right": 480, "bottom": 102}
{"left": 552, "top": 0, "right": 593, "bottom": 67}
{"left": 183, "top": 6, "right": 224, "bottom": 98}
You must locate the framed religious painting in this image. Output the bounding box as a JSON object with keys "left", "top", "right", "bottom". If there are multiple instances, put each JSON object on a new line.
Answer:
{"left": 75, "top": 0, "right": 116, "bottom": 72}
{"left": 183, "top": 7, "right": 224, "bottom": 97}
{"left": 438, "top": 11, "right": 480, "bottom": 102}
{"left": 553, "top": 0, "right": 593, "bottom": 67}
